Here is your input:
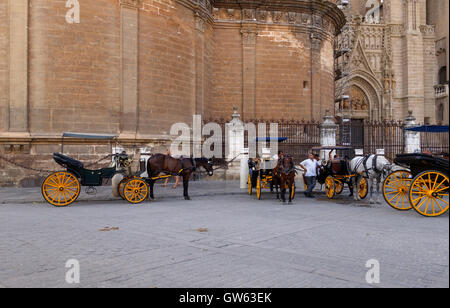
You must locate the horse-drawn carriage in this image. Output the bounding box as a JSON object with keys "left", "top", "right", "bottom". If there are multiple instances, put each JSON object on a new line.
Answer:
{"left": 42, "top": 133, "right": 214, "bottom": 206}
{"left": 247, "top": 138, "right": 295, "bottom": 201}
{"left": 382, "top": 125, "right": 449, "bottom": 217}
{"left": 383, "top": 153, "right": 449, "bottom": 217}
{"left": 313, "top": 146, "right": 368, "bottom": 200}
{"left": 41, "top": 132, "right": 148, "bottom": 206}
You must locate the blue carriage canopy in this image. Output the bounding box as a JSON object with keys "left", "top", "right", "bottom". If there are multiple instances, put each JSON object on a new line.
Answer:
{"left": 404, "top": 125, "right": 449, "bottom": 133}
{"left": 254, "top": 137, "right": 288, "bottom": 142}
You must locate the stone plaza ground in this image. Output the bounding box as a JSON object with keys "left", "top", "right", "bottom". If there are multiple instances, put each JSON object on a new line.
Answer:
{"left": 0, "top": 180, "right": 448, "bottom": 288}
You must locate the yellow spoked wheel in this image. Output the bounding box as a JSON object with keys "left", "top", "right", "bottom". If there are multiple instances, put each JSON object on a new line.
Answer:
{"left": 383, "top": 170, "right": 413, "bottom": 211}
{"left": 325, "top": 176, "right": 335, "bottom": 199}
{"left": 248, "top": 174, "right": 252, "bottom": 195}
{"left": 335, "top": 181, "right": 344, "bottom": 195}
{"left": 409, "top": 171, "right": 449, "bottom": 217}
{"left": 358, "top": 178, "right": 368, "bottom": 200}
{"left": 123, "top": 178, "right": 149, "bottom": 204}
{"left": 256, "top": 176, "right": 261, "bottom": 200}
{"left": 42, "top": 172, "right": 80, "bottom": 207}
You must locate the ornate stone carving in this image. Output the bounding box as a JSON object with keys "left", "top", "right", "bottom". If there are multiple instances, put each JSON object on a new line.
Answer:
{"left": 242, "top": 9, "right": 256, "bottom": 21}
{"left": 241, "top": 28, "right": 258, "bottom": 45}
{"left": 195, "top": 14, "right": 206, "bottom": 32}
{"left": 256, "top": 9, "right": 267, "bottom": 22}
{"left": 120, "top": 0, "right": 139, "bottom": 9}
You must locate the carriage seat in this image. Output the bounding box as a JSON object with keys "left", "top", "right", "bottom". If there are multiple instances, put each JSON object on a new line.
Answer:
{"left": 331, "top": 159, "right": 350, "bottom": 175}
{"left": 53, "top": 153, "right": 84, "bottom": 169}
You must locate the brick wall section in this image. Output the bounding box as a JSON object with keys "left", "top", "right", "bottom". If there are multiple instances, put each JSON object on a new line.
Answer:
{"left": 0, "top": 1, "right": 8, "bottom": 131}
{"left": 209, "top": 27, "right": 243, "bottom": 120}
{"left": 203, "top": 23, "right": 214, "bottom": 120}
{"left": 28, "top": 0, "right": 121, "bottom": 135}
{"left": 138, "top": 0, "right": 196, "bottom": 135}
{"left": 255, "top": 30, "right": 311, "bottom": 121}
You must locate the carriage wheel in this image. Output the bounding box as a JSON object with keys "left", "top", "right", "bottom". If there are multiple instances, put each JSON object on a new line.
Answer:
{"left": 118, "top": 177, "right": 130, "bottom": 200}
{"left": 383, "top": 170, "right": 413, "bottom": 211}
{"left": 325, "top": 176, "right": 335, "bottom": 199}
{"left": 409, "top": 171, "right": 449, "bottom": 217}
{"left": 256, "top": 176, "right": 261, "bottom": 200}
{"left": 248, "top": 174, "right": 252, "bottom": 195}
{"left": 123, "top": 178, "right": 149, "bottom": 204}
{"left": 335, "top": 181, "right": 344, "bottom": 195}
{"left": 42, "top": 171, "right": 80, "bottom": 207}
{"left": 358, "top": 178, "right": 368, "bottom": 200}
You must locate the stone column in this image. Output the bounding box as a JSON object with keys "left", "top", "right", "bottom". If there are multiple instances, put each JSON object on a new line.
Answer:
{"left": 194, "top": 12, "right": 206, "bottom": 116}
{"left": 403, "top": 111, "right": 421, "bottom": 153}
{"left": 241, "top": 26, "right": 257, "bottom": 121}
{"left": 310, "top": 33, "right": 323, "bottom": 121}
{"left": 319, "top": 110, "right": 338, "bottom": 160}
{"left": 119, "top": 0, "right": 139, "bottom": 138}
{"left": 8, "top": 0, "right": 29, "bottom": 134}
{"left": 225, "top": 107, "right": 244, "bottom": 179}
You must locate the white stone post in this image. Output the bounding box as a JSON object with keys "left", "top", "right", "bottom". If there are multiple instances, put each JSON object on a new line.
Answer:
{"left": 225, "top": 107, "right": 244, "bottom": 179}
{"left": 319, "top": 110, "right": 338, "bottom": 160}
{"left": 403, "top": 111, "right": 421, "bottom": 153}
{"left": 240, "top": 148, "right": 249, "bottom": 189}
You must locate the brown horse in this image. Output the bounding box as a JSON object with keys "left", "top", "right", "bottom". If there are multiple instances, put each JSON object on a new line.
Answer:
{"left": 273, "top": 155, "right": 296, "bottom": 203}
{"left": 147, "top": 154, "right": 214, "bottom": 200}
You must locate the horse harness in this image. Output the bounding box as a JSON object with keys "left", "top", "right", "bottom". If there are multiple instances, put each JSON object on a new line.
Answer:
{"left": 354, "top": 154, "right": 382, "bottom": 177}
{"left": 278, "top": 156, "right": 297, "bottom": 175}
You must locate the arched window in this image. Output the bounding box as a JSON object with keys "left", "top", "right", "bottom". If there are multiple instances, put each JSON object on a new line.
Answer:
{"left": 438, "top": 66, "right": 447, "bottom": 85}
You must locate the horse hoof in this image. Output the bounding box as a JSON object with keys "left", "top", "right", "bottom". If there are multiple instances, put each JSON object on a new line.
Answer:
{"left": 185, "top": 197, "right": 191, "bottom": 201}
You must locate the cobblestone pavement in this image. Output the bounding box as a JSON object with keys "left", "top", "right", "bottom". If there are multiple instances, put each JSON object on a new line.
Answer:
{"left": 0, "top": 181, "right": 448, "bottom": 288}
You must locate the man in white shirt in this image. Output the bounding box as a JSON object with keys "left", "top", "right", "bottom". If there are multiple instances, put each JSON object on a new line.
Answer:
{"left": 300, "top": 153, "right": 319, "bottom": 198}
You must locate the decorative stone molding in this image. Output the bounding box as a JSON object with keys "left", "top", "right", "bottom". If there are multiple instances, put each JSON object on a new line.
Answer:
{"left": 211, "top": 0, "right": 345, "bottom": 35}
{"left": 195, "top": 12, "right": 207, "bottom": 32}
{"left": 389, "top": 24, "right": 405, "bottom": 37}
{"left": 120, "top": 0, "right": 139, "bottom": 9}
{"left": 241, "top": 28, "right": 258, "bottom": 46}
{"left": 419, "top": 25, "right": 435, "bottom": 37}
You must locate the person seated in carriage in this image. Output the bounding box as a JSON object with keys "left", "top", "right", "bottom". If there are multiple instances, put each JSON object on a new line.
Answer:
{"left": 248, "top": 155, "right": 261, "bottom": 188}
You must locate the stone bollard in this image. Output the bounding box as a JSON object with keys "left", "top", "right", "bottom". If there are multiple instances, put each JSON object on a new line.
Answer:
{"left": 319, "top": 109, "right": 338, "bottom": 160}
{"left": 403, "top": 111, "right": 421, "bottom": 153}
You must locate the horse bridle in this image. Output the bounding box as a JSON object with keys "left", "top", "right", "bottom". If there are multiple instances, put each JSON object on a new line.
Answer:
{"left": 278, "top": 156, "right": 295, "bottom": 175}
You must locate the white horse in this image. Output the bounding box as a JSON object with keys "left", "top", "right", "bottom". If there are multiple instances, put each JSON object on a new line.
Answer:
{"left": 349, "top": 154, "right": 393, "bottom": 204}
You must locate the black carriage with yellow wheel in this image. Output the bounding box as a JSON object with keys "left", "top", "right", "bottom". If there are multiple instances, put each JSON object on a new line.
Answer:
{"left": 248, "top": 165, "right": 296, "bottom": 201}
{"left": 41, "top": 133, "right": 149, "bottom": 206}
{"left": 247, "top": 137, "right": 295, "bottom": 200}
{"left": 313, "top": 146, "right": 368, "bottom": 200}
{"left": 383, "top": 153, "right": 449, "bottom": 217}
